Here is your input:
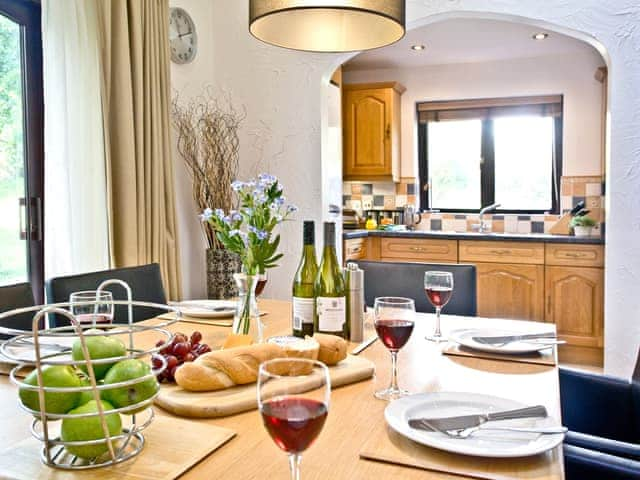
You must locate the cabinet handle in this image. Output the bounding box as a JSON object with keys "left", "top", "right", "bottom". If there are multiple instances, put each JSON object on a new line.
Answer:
{"left": 490, "top": 249, "right": 511, "bottom": 255}
{"left": 350, "top": 246, "right": 361, "bottom": 254}
{"left": 409, "top": 246, "right": 426, "bottom": 252}
{"left": 563, "top": 252, "right": 584, "bottom": 258}
{"left": 385, "top": 124, "right": 391, "bottom": 140}
{"left": 546, "top": 295, "right": 552, "bottom": 316}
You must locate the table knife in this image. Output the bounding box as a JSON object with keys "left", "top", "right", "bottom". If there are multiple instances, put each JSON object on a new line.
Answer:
{"left": 408, "top": 405, "right": 548, "bottom": 431}
{"left": 472, "top": 333, "right": 556, "bottom": 345}
{"left": 351, "top": 335, "right": 378, "bottom": 355}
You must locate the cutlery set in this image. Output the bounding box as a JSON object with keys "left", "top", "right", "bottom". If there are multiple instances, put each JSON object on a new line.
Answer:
{"left": 408, "top": 404, "right": 566, "bottom": 439}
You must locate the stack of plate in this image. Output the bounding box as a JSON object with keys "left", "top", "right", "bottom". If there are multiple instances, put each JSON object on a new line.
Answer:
{"left": 448, "top": 328, "right": 558, "bottom": 355}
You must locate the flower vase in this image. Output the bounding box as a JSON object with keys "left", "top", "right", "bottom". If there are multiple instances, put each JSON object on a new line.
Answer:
{"left": 232, "top": 273, "right": 263, "bottom": 342}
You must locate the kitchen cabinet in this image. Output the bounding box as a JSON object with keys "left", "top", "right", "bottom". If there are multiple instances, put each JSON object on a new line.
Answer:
{"left": 344, "top": 237, "right": 367, "bottom": 262}
{"left": 342, "top": 82, "right": 405, "bottom": 181}
{"left": 545, "top": 266, "right": 604, "bottom": 348}
{"left": 475, "top": 263, "right": 545, "bottom": 321}
{"left": 380, "top": 237, "right": 457, "bottom": 263}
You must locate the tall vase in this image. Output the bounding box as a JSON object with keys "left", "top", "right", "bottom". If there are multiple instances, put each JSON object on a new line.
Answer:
{"left": 206, "top": 248, "right": 241, "bottom": 299}
{"left": 232, "top": 273, "right": 263, "bottom": 342}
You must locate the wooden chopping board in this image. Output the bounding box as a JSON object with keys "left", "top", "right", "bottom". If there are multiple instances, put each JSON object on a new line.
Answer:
{"left": 0, "top": 414, "right": 235, "bottom": 480}
{"left": 154, "top": 354, "right": 375, "bottom": 418}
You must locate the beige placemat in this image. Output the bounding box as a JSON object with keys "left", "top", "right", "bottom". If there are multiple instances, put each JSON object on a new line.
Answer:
{"left": 157, "top": 313, "right": 233, "bottom": 327}
{"left": 0, "top": 414, "right": 235, "bottom": 480}
{"left": 359, "top": 421, "right": 563, "bottom": 480}
{"left": 442, "top": 343, "right": 556, "bottom": 366}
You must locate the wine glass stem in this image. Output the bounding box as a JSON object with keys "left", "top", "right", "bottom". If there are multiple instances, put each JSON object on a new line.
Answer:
{"left": 434, "top": 307, "right": 442, "bottom": 338}
{"left": 288, "top": 453, "right": 301, "bottom": 480}
{"left": 390, "top": 350, "right": 400, "bottom": 392}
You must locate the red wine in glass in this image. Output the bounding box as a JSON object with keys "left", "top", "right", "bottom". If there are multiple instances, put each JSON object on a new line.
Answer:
{"left": 75, "top": 313, "right": 113, "bottom": 324}
{"left": 425, "top": 287, "right": 453, "bottom": 308}
{"left": 261, "top": 397, "right": 328, "bottom": 453}
{"left": 374, "top": 319, "right": 415, "bottom": 350}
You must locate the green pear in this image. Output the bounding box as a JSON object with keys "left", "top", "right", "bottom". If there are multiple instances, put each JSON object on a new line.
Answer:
{"left": 101, "top": 359, "right": 159, "bottom": 413}
{"left": 72, "top": 335, "right": 126, "bottom": 380}
{"left": 61, "top": 400, "right": 122, "bottom": 459}
{"left": 19, "top": 365, "right": 82, "bottom": 415}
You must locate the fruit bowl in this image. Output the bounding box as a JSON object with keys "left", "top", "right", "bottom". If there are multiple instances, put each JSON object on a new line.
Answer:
{"left": 0, "top": 282, "right": 182, "bottom": 470}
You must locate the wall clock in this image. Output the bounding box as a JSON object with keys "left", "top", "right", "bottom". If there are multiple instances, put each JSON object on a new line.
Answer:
{"left": 169, "top": 7, "right": 197, "bottom": 64}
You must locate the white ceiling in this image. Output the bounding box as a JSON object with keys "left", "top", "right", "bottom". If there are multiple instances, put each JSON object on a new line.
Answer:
{"left": 343, "top": 18, "right": 600, "bottom": 71}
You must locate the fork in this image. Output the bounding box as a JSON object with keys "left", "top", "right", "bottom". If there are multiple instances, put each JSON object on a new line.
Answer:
{"left": 445, "top": 425, "right": 568, "bottom": 439}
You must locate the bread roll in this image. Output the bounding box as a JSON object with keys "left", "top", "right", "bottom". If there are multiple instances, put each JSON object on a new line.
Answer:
{"left": 312, "top": 333, "right": 348, "bottom": 365}
{"left": 174, "top": 343, "right": 284, "bottom": 392}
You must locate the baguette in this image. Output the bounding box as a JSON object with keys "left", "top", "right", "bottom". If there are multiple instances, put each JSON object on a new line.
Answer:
{"left": 174, "top": 343, "right": 284, "bottom": 392}
{"left": 313, "top": 333, "right": 348, "bottom": 365}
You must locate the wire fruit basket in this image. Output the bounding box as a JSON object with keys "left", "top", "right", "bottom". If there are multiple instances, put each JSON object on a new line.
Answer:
{"left": 0, "top": 280, "right": 182, "bottom": 470}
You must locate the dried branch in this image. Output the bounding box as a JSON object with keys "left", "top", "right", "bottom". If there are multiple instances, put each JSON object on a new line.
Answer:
{"left": 172, "top": 88, "right": 245, "bottom": 249}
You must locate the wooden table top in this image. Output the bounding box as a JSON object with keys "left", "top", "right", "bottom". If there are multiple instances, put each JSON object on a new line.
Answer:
{"left": 0, "top": 299, "right": 564, "bottom": 479}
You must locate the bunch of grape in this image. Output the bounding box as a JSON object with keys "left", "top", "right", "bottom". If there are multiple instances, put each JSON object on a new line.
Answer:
{"left": 153, "top": 331, "right": 211, "bottom": 383}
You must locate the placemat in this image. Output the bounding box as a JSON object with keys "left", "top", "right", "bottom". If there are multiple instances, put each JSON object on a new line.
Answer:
{"left": 442, "top": 343, "right": 556, "bottom": 366}
{"left": 157, "top": 313, "right": 233, "bottom": 327}
{"left": 359, "top": 421, "right": 563, "bottom": 480}
{"left": 0, "top": 414, "right": 235, "bottom": 480}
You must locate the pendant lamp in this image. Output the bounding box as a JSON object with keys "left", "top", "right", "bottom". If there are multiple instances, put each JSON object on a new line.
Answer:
{"left": 249, "top": 1, "right": 406, "bottom": 52}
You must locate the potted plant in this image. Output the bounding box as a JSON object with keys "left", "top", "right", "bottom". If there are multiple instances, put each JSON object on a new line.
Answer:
{"left": 172, "top": 89, "right": 245, "bottom": 299}
{"left": 571, "top": 215, "right": 597, "bottom": 237}
{"left": 202, "top": 174, "right": 297, "bottom": 342}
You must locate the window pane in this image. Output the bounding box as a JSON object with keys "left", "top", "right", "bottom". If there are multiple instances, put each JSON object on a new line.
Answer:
{"left": 428, "top": 120, "right": 481, "bottom": 210}
{"left": 0, "top": 14, "right": 28, "bottom": 285}
{"left": 494, "top": 116, "right": 554, "bottom": 211}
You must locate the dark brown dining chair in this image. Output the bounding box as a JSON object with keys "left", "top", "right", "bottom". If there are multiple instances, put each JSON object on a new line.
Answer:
{"left": 0, "top": 282, "right": 36, "bottom": 338}
{"left": 46, "top": 263, "right": 168, "bottom": 327}
{"left": 355, "top": 260, "right": 477, "bottom": 316}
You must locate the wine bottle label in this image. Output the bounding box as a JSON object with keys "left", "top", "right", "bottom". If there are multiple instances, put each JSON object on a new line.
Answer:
{"left": 317, "top": 296, "right": 346, "bottom": 332}
{"left": 292, "top": 297, "right": 315, "bottom": 331}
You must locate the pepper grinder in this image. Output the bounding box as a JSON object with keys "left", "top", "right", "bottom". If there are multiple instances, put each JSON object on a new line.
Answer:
{"left": 344, "top": 262, "right": 365, "bottom": 342}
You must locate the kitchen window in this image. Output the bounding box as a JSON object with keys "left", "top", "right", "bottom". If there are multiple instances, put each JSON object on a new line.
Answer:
{"left": 417, "top": 95, "right": 563, "bottom": 214}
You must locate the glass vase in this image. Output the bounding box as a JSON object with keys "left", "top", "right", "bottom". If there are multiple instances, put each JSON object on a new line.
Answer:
{"left": 232, "top": 273, "right": 263, "bottom": 342}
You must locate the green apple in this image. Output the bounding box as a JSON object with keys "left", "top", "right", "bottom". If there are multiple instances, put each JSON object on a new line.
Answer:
{"left": 77, "top": 377, "right": 101, "bottom": 406}
{"left": 61, "top": 400, "right": 122, "bottom": 459}
{"left": 101, "top": 359, "right": 159, "bottom": 413}
{"left": 72, "top": 335, "right": 126, "bottom": 380}
{"left": 19, "top": 365, "right": 82, "bottom": 415}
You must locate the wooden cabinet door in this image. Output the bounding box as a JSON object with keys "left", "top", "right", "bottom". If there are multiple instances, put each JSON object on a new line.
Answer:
{"left": 343, "top": 88, "right": 391, "bottom": 178}
{"left": 476, "top": 263, "right": 545, "bottom": 321}
{"left": 545, "top": 266, "right": 604, "bottom": 347}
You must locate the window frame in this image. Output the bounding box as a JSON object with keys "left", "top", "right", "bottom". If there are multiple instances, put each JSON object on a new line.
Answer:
{"left": 417, "top": 97, "right": 563, "bottom": 215}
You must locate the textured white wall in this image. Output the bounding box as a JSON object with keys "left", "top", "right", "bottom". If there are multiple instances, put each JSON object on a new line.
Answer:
{"left": 344, "top": 51, "right": 605, "bottom": 178}
{"left": 174, "top": 0, "right": 640, "bottom": 378}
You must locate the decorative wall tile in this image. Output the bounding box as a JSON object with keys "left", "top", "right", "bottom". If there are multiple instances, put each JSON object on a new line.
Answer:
{"left": 351, "top": 183, "right": 362, "bottom": 195}
{"left": 586, "top": 183, "right": 602, "bottom": 196}
{"left": 395, "top": 194, "right": 407, "bottom": 208}
{"left": 384, "top": 196, "right": 396, "bottom": 210}
{"left": 430, "top": 219, "right": 442, "bottom": 231}
{"left": 361, "top": 184, "right": 373, "bottom": 195}
{"left": 517, "top": 221, "right": 532, "bottom": 234}
{"left": 531, "top": 221, "right": 545, "bottom": 233}
{"left": 373, "top": 195, "right": 384, "bottom": 207}
{"left": 406, "top": 183, "right": 416, "bottom": 195}
{"left": 396, "top": 183, "right": 407, "bottom": 195}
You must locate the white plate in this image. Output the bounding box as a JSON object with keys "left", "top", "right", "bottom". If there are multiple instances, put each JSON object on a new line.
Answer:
{"left": 172, "top": 300, "right": 236, "bottom": 319}
{"left": 385, "top": 392, "right": 564, "bottom": 458}
{"left": 449, "top": 328, "right": 554, "bottom": 354}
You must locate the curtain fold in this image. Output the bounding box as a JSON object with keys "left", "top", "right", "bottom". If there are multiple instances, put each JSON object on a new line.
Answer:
{"left": 96, "top": 0, "right": 182, "bottom": 300}
{"left": 42, "top": 0, "right": 110, "bottom": 280}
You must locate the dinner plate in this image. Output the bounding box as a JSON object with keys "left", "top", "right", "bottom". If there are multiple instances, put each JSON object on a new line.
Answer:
{"left": 385, "top": 392, "right": 564, "bottom": 458}
{"left": 448, "top": 328, "right": 555, "bottom": 354}
{"left": 171, "top": 300, "right": 236, "bottom": 319}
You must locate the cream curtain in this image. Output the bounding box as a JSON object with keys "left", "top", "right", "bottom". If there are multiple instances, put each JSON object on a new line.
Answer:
{"left": 96, "top": 0, "right": 182, "bottom": 300}
{"left": 42, "top": 0, "right": 110, "bottom": 279}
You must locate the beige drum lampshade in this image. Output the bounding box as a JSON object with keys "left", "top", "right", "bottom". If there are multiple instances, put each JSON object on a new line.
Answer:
{"left": 249, "top": 0, "right": 406, "bottom": 52}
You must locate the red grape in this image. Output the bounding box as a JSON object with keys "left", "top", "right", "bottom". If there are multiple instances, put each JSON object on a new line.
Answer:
{"left": 152, "top": 355, "right": 163, "bottom": 369}
{"left": 191, "top": 331, "right": 202, "bottom": 344}
{"left": 166, "top": 355, "right": 178, "bottom": 370}
{"left": 170, "top": 366, "right": 178, "bottom": 378}
{"left": 156, "top": 339, "right": 165, "bottom": 347}
{"left": 173, "top": 342, "right": 190, "bottom": 357}
{"left": 173, "top": 333, "right": 187, "bottom": 344}
{"left": 184, "top": 352, "right": 195, "bottom": 362}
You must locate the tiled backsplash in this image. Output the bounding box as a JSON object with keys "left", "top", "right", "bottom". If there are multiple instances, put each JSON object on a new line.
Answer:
{"left": 343, "top": 175, "right": 605, "bottom": 236}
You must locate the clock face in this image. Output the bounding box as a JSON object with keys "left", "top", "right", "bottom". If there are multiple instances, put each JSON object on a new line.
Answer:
{"left": 169, "top": 7, "right": 197, "bottom": 64}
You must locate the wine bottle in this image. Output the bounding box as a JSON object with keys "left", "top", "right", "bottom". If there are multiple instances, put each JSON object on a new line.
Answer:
{"left": 314, "top": 222, "right": 348, "bottom": 339}
{"left": 292, "top": 221, "right": 318, "bottom": 338}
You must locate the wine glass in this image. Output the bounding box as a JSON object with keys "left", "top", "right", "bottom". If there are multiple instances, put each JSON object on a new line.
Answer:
{"left": 70, "top": 290, "right": 114, "bottom": 326}
{"left": 424, "top": 271, "right": 454, "bottom": 342}
{"left": 258, "top": 358, "right": 330, "bottom": 480}
{"left": 373, "top": 297, "right": 415, "bottom": 401}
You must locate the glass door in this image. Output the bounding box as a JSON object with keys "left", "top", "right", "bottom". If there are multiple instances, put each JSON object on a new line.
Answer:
{"left": 0, "top": 0, "right": 44, "bottom": 302}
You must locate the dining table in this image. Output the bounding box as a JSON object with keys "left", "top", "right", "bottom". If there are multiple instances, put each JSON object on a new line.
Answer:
{"left": 0, "top": 299, "right": 564, "bottom": 479}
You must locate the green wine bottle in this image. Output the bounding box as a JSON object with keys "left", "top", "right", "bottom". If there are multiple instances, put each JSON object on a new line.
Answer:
{"left": 314, "top": 222, "right": 348, "bottom": 339}
{"left": 292, "top": 221, "right": 318, "bottom": 338}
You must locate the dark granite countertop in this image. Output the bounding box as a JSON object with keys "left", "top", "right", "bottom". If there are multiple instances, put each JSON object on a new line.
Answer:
{"left": 342, "top": 229, "right": 604, "bottom": 244}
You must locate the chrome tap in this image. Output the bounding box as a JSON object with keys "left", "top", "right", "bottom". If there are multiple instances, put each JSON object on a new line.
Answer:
{"left": 478, "top": 203, "right": 501, "bottom": 233}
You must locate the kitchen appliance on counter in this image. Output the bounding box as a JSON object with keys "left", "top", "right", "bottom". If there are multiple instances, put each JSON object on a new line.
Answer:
{"left": 403, "top": 204, "right": 422, "bottom": 230}
{"left": 363, "top": 209, "right": 404, "bottom": 226}
{"left": 342, "top": 208, "right": 362, "bottom": 230}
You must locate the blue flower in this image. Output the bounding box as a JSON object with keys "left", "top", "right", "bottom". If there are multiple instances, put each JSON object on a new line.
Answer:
{"left": 287, "top": 205, "right": 298, "bottom": 214}
{"left": 229, "top": 229, "right": 241, "bottom": 237}
{"left": 274, "top": 196, "right": 285, "bottom": 206}
{"left": 248, "top": 225, "right": 268, "bottom": 241}
{"left": 258, "top": 173, "right": 277, "bottom": 186}
{"left": 214, "top": 208, "right": 225, "bottom": 219}
{"left": 231, "top": 180, "right": 244, "bottom": 192}
{"left": 200, "top": 208, "right": 213, "bottom": 222}
{"left": 230, "top": 210, "right": 242, "bottom": 222}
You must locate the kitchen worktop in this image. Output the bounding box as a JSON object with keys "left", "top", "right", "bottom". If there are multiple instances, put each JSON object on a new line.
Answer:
{"left": 343, "top": 228, "right": 604, "bottom": 244}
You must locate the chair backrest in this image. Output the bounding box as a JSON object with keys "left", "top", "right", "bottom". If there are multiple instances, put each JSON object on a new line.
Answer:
{"left": 0, "top": 283, "right": 36, "bottom": 337}
{"left": 47, "top": 264, "right": 168, "bottom": 326}
{"left": 355, "top": 260, "right": 477, "bottom": 316}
